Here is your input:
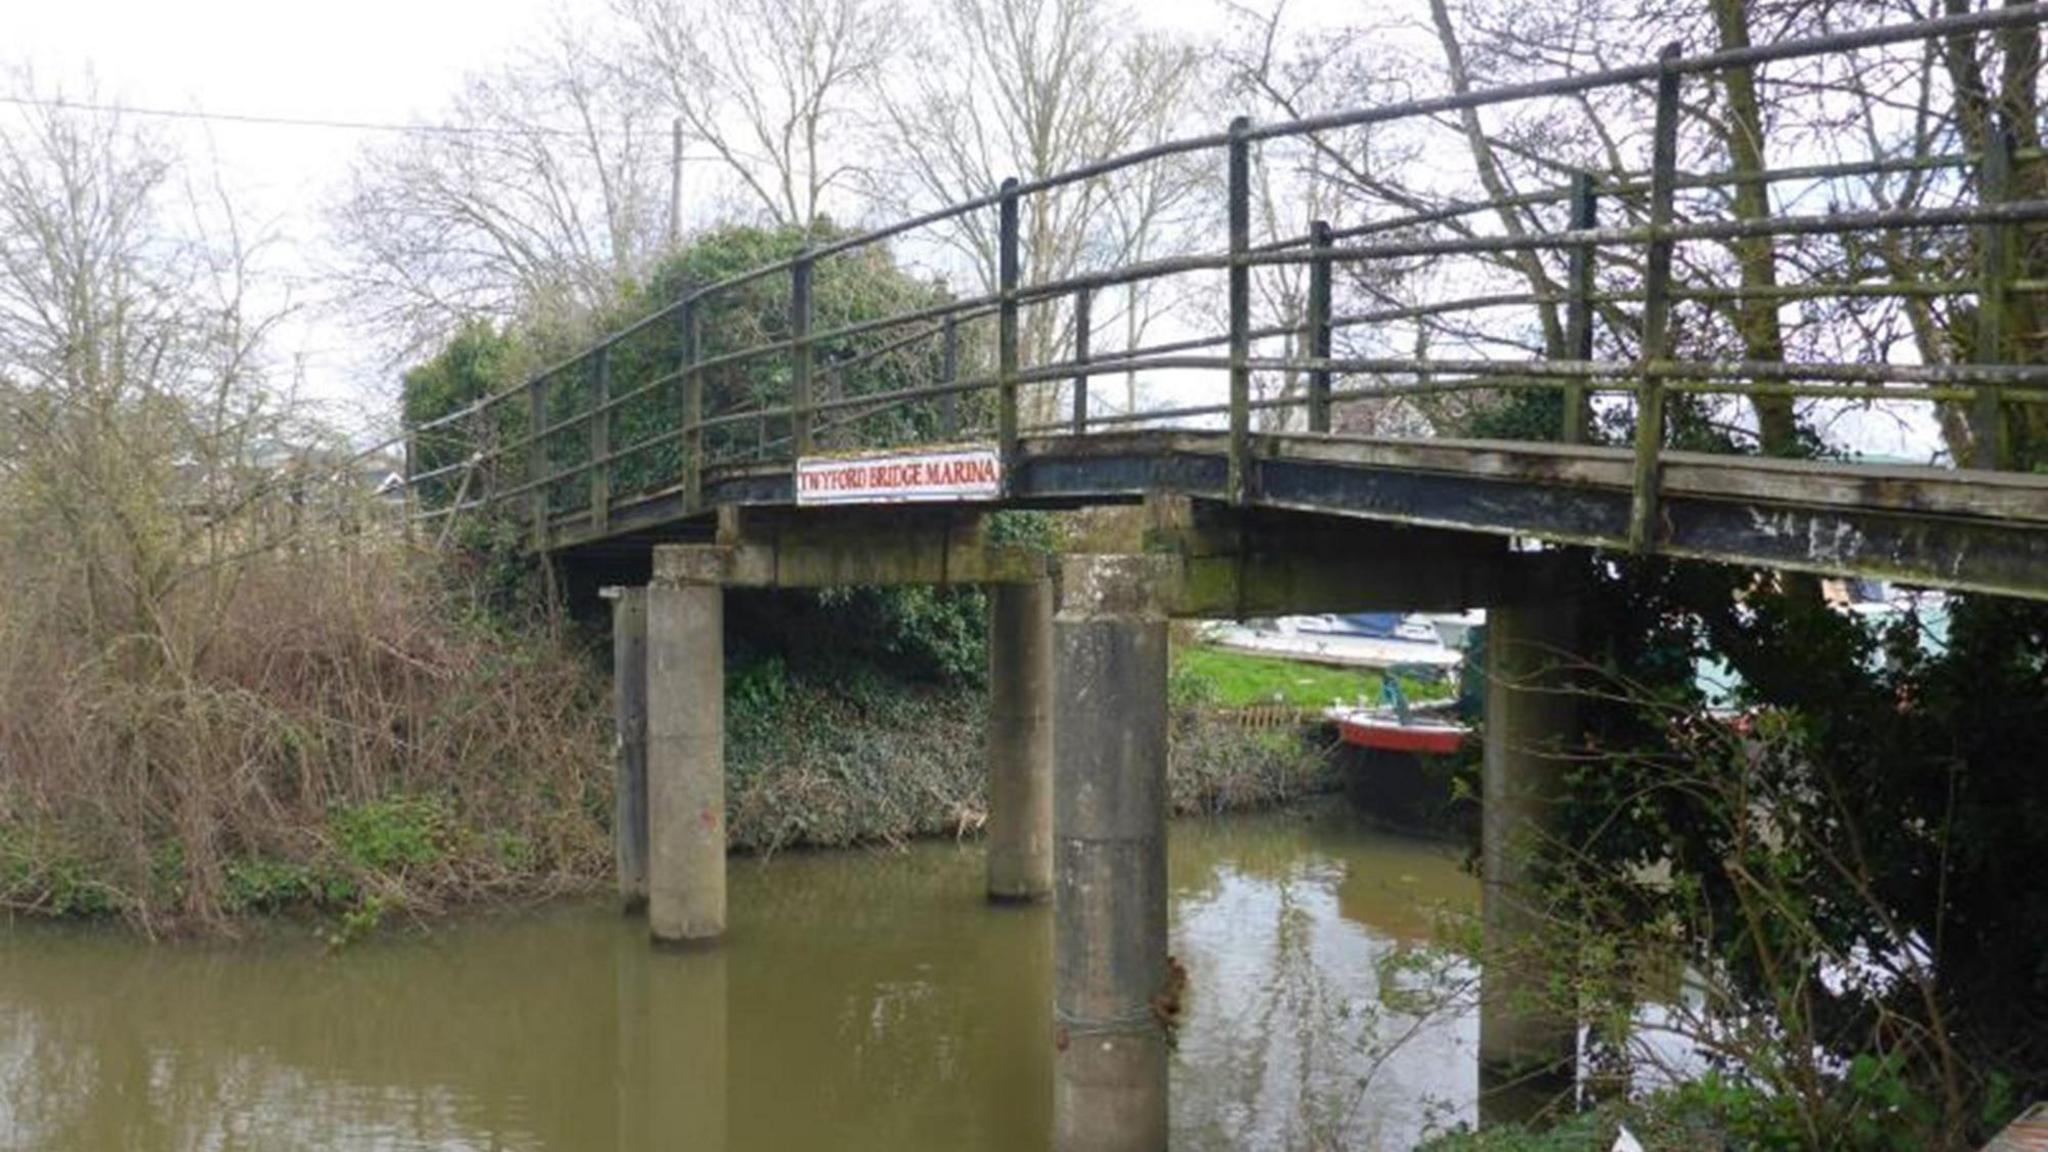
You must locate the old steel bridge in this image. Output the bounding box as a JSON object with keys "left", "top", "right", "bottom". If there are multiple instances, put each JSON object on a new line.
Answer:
{"left": 401, "top": 6, "right": 2048, "bottom": 603}
{"left": 397, "top": 11, "right": 2047, "bottom": 1149}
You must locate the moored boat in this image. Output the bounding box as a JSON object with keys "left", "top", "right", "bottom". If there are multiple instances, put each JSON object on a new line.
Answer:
{"left": 1325, "top": 706, "right": 1470, "bottom": 755}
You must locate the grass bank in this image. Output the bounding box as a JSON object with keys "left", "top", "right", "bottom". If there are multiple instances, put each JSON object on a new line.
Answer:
{"left": 721, "top": 649, "right": 1338, "bottom": 856}
{"left": 1175, "top": 644, "right": 1451, "bottom": 709}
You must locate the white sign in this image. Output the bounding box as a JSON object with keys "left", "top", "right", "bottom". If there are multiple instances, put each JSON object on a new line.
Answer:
{"left": 795, "top": 445, "right": 1003, "bottom": 506}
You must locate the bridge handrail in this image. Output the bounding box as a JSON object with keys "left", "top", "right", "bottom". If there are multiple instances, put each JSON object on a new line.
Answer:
{"left": 399, "top": 4, "right": 2048, "bottom": 549}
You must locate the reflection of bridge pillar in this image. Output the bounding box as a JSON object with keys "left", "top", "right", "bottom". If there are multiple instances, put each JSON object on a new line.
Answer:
{"left": 611, "top": 586, "right": 650, "bottom": 911}
{"left": 613, "top": 917, "right": 651, "bottom": 1152}
{"left": 648, "top": 945, "right": 728, "bottom": 1152}
{"left": 648, "top": 552, "right": 725, "bottom": 945}
{"left": 1478, "top": 598, "right": 1581, "bottom": 1114}
{"left": 1052, "top": 555, "right": 1171, "bottom": 1152}
{"left": 988, "top": 579, "right": 1054, "bottom": 902}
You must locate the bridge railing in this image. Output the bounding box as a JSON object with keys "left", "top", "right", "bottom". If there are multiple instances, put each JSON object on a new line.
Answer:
{"left": 402, "top": 5, "right": 2048, "bottom": 553}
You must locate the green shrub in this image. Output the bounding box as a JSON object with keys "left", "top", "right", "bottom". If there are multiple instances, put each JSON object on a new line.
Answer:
{"left": 222, "top": 857, "right": 318, "bottom": 914}
{"left": 329, "top": 797, "right": 450, "bottom": 875}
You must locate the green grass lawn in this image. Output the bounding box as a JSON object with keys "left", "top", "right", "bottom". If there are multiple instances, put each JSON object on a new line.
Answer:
{"left": 1175, "top": 646, "right": 1375, "bottom": 709}
{"left": 1174, "top": 645, "right": 1456, "bottom": 710}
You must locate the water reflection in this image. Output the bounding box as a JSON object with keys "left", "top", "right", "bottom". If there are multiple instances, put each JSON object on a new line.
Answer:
{"left": 1169, "top": 813, "right": 1483, "bottom": 1150}
{"left": 0, "top": 805, "right": 1489, "bottom": 1151}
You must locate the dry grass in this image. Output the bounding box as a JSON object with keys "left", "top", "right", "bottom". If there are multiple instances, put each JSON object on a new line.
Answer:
{"left": 0, "top": 534, "right": 611, "bottom": 937}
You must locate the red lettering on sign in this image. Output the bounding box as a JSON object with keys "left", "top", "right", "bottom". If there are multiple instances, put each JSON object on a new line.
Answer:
{"left": 797, "top": 449, "right": 1000, "bottom": 504}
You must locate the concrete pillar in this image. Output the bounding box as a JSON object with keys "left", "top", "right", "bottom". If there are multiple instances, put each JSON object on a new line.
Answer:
{"left": 647, "top": 558, "right": 725, "bottom": 945}
{"left": 1478, "top": 599, "right": 1581, "bottom": 1099}
{"left": 987, "top": 579, "right": 1054, "bottom": 902}
{"left": 610, "top": 587, "right": 650, "bottom": 911}
{"left": 1052, "top": 555, "right": 1172, "bottom": 1152}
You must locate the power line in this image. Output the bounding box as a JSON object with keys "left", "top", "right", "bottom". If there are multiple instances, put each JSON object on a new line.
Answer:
{"left": 0, "top": 92, "right": 657, "bottom": 141}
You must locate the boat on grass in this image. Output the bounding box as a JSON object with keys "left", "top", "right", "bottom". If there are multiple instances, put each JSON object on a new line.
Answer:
{"left": 1326, "top": 705, "right": 1469, "bottom": 755}
{"left": 1322, "top": 672, "right": 1470, "bottom": 755}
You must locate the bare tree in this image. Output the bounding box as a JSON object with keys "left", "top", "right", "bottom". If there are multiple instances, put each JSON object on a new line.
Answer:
{"left": 872, "top": 0, "right": 1207, "bottom": 421}
{"left": 1219, "top": 0, "right": 2042, "bottom": 461}
{"left": 616, "top": 0, "right": 894, "bottom": 231}
{"left": 331, "top": 15, "right": 667, "bottom": 358}
{"left": 1219, "top": 2, "right": 1449, "bottom": 436}
{"left": 0, "top": 77, "right": 317, "bottom": 670}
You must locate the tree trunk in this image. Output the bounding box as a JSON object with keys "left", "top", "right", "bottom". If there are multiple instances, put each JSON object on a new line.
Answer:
{"left": 1709, "top": 0, "right": 1799, "bottom": 458}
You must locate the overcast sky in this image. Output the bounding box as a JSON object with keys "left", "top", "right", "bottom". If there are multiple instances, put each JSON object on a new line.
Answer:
{"left": 9, "top": 0, "right": 570, "bottom": 429}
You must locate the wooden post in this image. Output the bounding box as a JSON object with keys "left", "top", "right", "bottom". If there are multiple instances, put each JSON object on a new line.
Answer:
{"left": 1071, "top": 287, "right": 1092, "bottom": 435}
{"left": 1970, "top": 123, "right": 2017, "bottom": 471}
{"left": 791, "top": 251, "right": 814, "bottom": 457}
{"left": 999, "top": 178, "right": 1021, "bottom": 464}
{"left": 1562, "top": 173, "right": 1598, "bottom": 445}
{"left": 611, "top": 586, "right": 649, "bottom": 910}
{"left": 680, "top": 298, "right": 703, "bottom": 514}
{"left": 528, "top": 372, "right": 549, "bottom": 551}
{"left": 591, "top": 345, "right": 611, "bottom": 535}
{"left": 1307, "top": 218, "right": 1333, "bottom": 434}
{"left": 941, "top": 314, "right": 961, "bottom": 439}
{"left": 1228, "top": 116, "right": 1252, "bottom": 505}
{"left": 1627, "top": 44, "right": 1683, "bottom": 554}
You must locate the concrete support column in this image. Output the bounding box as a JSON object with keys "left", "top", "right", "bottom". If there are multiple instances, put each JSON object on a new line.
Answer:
{"left": 647, "top": 555, "right": 726, "bottom": 945}
{"left": 1478, "top": 598, "right": 1581, "bottom": 1101}
{"left": 987, "top": 579, "right": 1054, "bottom": 902}
{"left": 610, "top": 587, "right": 649, "bottom": 911}
{"left": 1052, "top": 555, "right": 1172, "bottom": 1152}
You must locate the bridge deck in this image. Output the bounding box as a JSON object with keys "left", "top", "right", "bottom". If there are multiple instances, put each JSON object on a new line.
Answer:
{"left": 542, "top": 431, "right": 2048, "bottom": 600}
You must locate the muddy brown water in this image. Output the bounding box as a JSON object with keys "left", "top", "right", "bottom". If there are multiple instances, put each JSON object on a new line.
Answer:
{"left": 0, "top": 805, "right": 1489, "bottom": 1151}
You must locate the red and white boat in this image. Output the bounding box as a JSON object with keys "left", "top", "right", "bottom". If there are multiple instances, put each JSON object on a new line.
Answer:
{"left": 1324, "top": 703, "right": 1469, "bottom": 755}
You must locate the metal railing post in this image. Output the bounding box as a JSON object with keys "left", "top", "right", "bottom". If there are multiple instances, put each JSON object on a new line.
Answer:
{"left": 590, "top": 345, "right": 610, "bottom": 534}
{"left": 1970, "top": 122, "right": 2017, "bottom": 470}
{"left": 791, "top": 250, "right": 814, "bottom": 457}
{"left": 1307, "top": 218, "right": 1333, "bottom": 434}
{"left": 941, "top": 314, "right": 961, "bottom": 439}
{"left": 1627, "top": 44, "right": 1683, "bottom": 554}
{"left": 680, "top": 297, "right": 703, "bottom": 513}
{"left": 826, "top": 363, "right": 843, "bottom": 449}
{"left": 473, "top": 405, "right": 492, "bottom": 510}
{"left": 401, "top": 427, "right": 415, "bottom": 543}
{"left": 1563, "top": 172, "right": 1598, "bottom": 444}
{"left": 998, "top": 177, "right": 1021, "bottom": 463}
{"left": 1228, "top": 116, "right": 1253, "bottom": 504}
{"left": 528, "top": 373, "right": 549, "bottom": 551}
{"left": 1071, "top": 287, "right": 1092, "bottom": 435}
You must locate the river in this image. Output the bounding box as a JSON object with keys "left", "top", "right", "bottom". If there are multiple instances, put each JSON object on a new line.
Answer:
{"left": 0, "top": 804, "right": 1489, "bottom": 1151}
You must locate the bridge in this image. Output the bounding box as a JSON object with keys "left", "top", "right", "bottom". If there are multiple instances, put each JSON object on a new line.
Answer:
{"left": 402, "top": 8, "right": 2047, "bottom": 1149}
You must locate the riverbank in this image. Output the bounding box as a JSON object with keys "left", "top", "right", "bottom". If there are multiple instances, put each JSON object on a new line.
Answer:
{"left": 0, "top": 545, "right": 616, "bottom": 939}
{"left": 0, "top": 602, "right": 1338, "bottom": 937}
{"left": 726, "top": 662, "right": 1336, "bottom": 856}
